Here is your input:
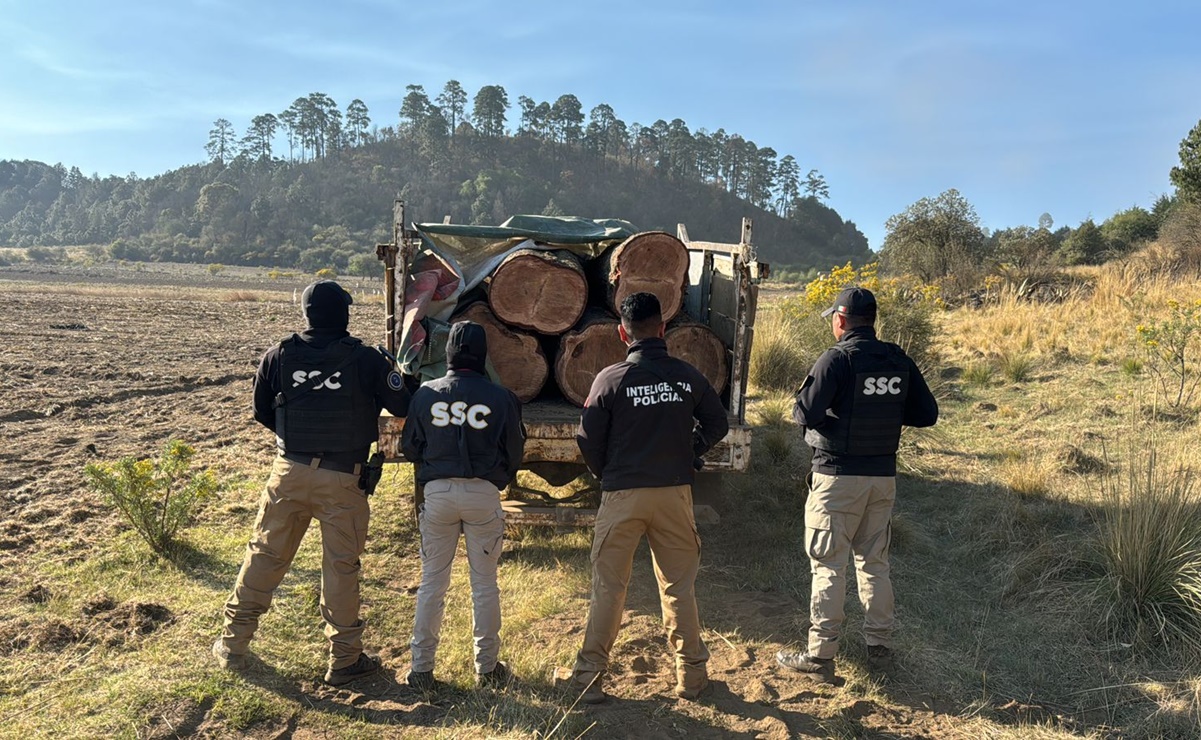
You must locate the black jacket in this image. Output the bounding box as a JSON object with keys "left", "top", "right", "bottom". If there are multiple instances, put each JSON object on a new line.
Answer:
{"left": 793, "top": 326, "right": 938, "bottom": 476}
{"left": 577, "top": 338, "right": 729, "bottom": 491}
{"left": 252, "top": 328, "right": 411, "bottom": 464}
{"left": 401, "top": 369, "right": 526, "bottom": 490}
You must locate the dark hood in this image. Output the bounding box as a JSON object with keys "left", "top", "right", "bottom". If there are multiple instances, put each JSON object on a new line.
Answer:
{"left": 447, "top": 320, "right": 488, "bottom": 374}
{"left": 302, "top": 280, "right": 353, "bottom": 330}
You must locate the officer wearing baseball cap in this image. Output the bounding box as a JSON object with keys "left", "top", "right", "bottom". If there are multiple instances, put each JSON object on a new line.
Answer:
{"left": 777, "top": 286, "right": 938, "bottom": 680}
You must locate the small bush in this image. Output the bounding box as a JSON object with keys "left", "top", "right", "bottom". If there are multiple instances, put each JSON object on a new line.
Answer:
{"left": 1136, "top": 299, "right": 1201, "bottom": 408}
{"left": 223, "top": 291, "right": 259, "bottom": 302}
{"left": 776, "top": 261, "right": 941, "bottom": 370}
{"left": 1094, "top": 447, "right": 1201, "bottom": 651}
{"left": 84, "top": 440, "right": 218, "bottom": 557}
{"left": 207, "top": 263, "right": 225, "bottom": 275}
{"left": 25, "top": 246, "right": 63, "bottom": 263}
{"left": 315, "top": 267, "right": 338, "bottom": 279}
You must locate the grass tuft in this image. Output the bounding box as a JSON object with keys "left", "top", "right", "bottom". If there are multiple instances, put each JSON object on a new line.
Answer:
{"left": 749, "top": 311, "right": 812, "bottom": 393}
{"left": 999, "top": 351, "right": 1038, "bottom": 383}
{"left": 962, "top": 361, "right": 995, "bottom": 387}
{"left": 1093, "top": 445, "right": 1201, "bottom": 652}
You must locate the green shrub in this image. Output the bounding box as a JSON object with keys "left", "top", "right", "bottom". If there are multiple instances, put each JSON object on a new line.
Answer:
{"left": 315, "top": 266, "right": 338, "bottom": 279}
{"left": 85, "top": 440, "right": 218, "bottom": 557}
{"left": 1094, "top": 447, "right": 1201, "bottom": 651}
{"left": 207, "top": 263, "right": 225, "bottom": 275}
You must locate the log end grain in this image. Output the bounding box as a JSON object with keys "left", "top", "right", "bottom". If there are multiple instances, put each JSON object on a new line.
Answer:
{"left": 665, "top": 321, "right": 729, "bottom": 395}
{"left": 488, "top": 249, "right": 587, "bottom": 333}
{"left": 456, "top": 303, "right": 548, "bottom": 402}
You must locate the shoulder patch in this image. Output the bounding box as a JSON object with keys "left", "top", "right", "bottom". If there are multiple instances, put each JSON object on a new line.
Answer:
{"left": 387, "top": 371, "right": 404, "bottom": 390}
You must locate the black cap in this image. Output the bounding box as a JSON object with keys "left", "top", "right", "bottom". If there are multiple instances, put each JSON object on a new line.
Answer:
{"left": 302, "top": 280, "right": 353, "bottom": 329}
{"left": 447, "top": 320, "right": 488, "bottom": 373}
{"left": 821, "top": 287, "right": 877, "bottom": 318}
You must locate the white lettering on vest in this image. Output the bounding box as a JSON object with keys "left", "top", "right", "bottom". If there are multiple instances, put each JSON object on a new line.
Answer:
{"left": 430, "top": 400, "right": 493, "bottom": 428}
{"left": 863, "top": 376, "right": 902, "bottom": 395}
{"left": 291, "top": 369, "right": 343, "bottom": 390}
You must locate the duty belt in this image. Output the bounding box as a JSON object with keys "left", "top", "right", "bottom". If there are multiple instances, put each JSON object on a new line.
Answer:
{"left": 281, "top": 452, "right": 363, "bottom": 476}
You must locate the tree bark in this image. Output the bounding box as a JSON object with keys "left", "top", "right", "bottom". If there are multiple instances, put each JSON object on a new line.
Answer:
{"left": 486, "top": 248, "right": 587, "bottom": 333}
{"left": 454, "top": 302, "right": 548, "bottom": 402}
{"left": 591, "top": 231, "right": 688, "bottom": 322}
{"left": 554, "top": 309, "right": 628, "bottom": 407}
{"left": 665, "top": 318, "right": 728, "bottom": 395}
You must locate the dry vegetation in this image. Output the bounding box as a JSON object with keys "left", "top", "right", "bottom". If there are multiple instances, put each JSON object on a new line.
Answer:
{"left": 2, "top": 253, "right": 1201, "bottom": 738}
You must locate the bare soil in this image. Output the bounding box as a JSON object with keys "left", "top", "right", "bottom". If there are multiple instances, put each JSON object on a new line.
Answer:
{"left": 1, "top": 265, "right": 986, "bottom": 738}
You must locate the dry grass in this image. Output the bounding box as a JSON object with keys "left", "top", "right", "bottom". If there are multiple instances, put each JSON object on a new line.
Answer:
{"left": 1093, "top": 445, "right": 1201, "bottom": 651}
{"left": 5, "top": 251, "right": 1201, "bottom": 736}
{"left": 222, "top": 290, "right": 260, "bottom": 302}
{"left": 748, "top": 310, "right": 811, "bottom": 392}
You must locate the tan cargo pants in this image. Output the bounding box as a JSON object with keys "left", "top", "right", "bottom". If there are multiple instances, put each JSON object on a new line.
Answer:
{"left": 410, "top": 478, "right": 505, "bottom": 674}
{"left": 805, "top": 472, "right": 896, "bottom": 659}
{"left": 574, "top": 485, "right": 710, "bottom": 693}
{"left": 220, "top": 456, "right": 369, "bottom": 670}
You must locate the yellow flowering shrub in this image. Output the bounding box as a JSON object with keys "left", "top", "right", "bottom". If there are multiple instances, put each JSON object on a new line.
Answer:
{"left": 1135, "top": 299, "right": 1201, "bottom": 408}
{"left": 770, "top": 262, "right": 944, "bottom": 370}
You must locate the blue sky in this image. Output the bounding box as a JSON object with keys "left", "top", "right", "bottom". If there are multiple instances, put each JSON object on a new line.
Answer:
{"left": 3, "top": 0, "right": 1199, "bottom": 250}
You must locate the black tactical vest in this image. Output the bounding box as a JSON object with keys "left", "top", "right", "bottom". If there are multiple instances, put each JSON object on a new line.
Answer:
{"left": 804, "top": 337, "right": 910, "bottom": 457}
{"left": 275, "top": 336, "right": 376, "bottom": 454}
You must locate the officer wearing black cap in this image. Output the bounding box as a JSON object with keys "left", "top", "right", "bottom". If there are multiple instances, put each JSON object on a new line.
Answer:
{"left": 776, "top": 286, "right": 938, "bottom": 679}
{"left": 214, "top": 280, "right": 411, "bottom": 686}
{"left": 401, "top": 320, "right": 525, "bottom": 690}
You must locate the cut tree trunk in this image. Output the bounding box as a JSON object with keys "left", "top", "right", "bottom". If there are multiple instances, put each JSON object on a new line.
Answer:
{"left": 592, "top": 231, "right": 688, "bottom": 322}
{"left": 486, "top": 248, "right": 587, "bottom": 333}
{"left": 454, "top": 302, "right": 548, "bottom": 402}
{"left": 554, "top": 310, "right": 628, "bottom": 406}
{"left": 665, "top": 319, "right": 728, "bottom": 395}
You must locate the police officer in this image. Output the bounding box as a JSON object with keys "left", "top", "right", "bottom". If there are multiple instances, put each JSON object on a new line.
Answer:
{"left": 776, "top": 286, "right": 938, "bottom": 679}
{"left": 213, "top": 280, "right": 411, "bottom": 686}
{"left": 401, "top": 320, "right": 525, "bottom": 690}
{"left": 563, "top": 292, "right": 729, "bottom": 703}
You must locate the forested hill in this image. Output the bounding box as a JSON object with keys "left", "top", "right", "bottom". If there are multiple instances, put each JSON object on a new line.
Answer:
{"left": 0, "top": 92, "right": 870, "bottom": 271}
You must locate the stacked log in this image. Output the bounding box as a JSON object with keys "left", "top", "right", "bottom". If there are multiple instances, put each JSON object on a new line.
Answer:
{"left": 665, "top": 319, "right": 728, "bottom": 395}
{"left": 591, "top": 231, "right": 689, "bottom": 322}
{"left": 553, "top": 310, "right": 628, "bottom": 406}
{"left": 486, "top": 249, "right": 587, "bottom": 333}
{"left": 453, "top": 302, "right": 548, "bottom": 403}
{"left": 428, "top": 230, "right": 726, "bottom": 406}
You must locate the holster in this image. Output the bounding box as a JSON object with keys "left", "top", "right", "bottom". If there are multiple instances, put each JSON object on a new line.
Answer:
{"left": 359, "top": 451, "right": 385, "bottom": 496}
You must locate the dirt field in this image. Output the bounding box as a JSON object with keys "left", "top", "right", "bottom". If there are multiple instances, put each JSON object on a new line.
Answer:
{"left": 1, "top": 263, "right": 1105, "bottom": 738}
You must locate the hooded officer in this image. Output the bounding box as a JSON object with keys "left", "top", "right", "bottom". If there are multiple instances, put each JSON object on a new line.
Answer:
{"left": 214, "top": 280, "right": 410, "bottom": 686}
{"left": 401, "top": 320, "right": 525, "bottom": 690}
{"left": 776, "top": 286, "right": 938, "bottom": 680}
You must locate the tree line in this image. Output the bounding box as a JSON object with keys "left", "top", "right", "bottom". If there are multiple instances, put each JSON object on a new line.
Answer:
{"left": 0, "top": 81, "right": 870, "bottom": 272}
{"left": 204, "top": 82, "right": 832, "bottom": 219}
